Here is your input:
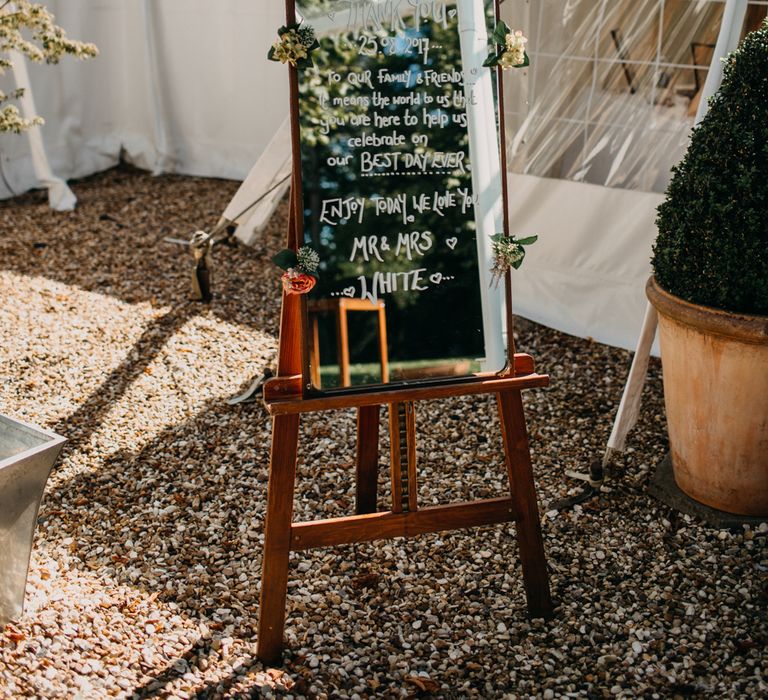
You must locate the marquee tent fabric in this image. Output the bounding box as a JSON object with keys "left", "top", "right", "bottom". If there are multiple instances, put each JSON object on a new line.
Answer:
{"left": 0, "top": 0, "right": 288, "bottom": 197}
{"left": 1, "top": 0, "right": 765, "bottom": 354}
{"left": 222, "top": 0, "right": 764, "bottom": 351}
{"left": 8, "top": 50, "right": 76, "bottom": 211}
{"left": 222, "top": 119, "right": 292, "bottom": 247}
{"left": 603, "top": 0, "right": 751, "bottom": 459}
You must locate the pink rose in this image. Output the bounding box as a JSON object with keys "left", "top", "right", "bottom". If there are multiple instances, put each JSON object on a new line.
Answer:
{"left": 281, "top": 270, "right": 317, "bottom": 295}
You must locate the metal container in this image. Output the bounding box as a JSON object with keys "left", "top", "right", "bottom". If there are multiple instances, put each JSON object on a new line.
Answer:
{"left": 0, "top": 414, "right": 65, "bottom": 626}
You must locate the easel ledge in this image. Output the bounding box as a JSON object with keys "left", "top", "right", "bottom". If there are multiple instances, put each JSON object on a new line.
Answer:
{"left": 263, "top": 353, "right": 547, "bottom": 413}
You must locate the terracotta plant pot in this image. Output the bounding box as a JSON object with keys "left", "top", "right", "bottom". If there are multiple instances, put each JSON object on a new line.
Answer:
{"left": 646, "top": 277, "right": 768, "bottom": 516}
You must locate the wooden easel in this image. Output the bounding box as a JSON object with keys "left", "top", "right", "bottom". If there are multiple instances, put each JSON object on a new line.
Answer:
{"left": 257, "top": 192, "right": 553, "bottom": 665}
{"left": 256, "top": 0, "right": 553, "bottom": 665}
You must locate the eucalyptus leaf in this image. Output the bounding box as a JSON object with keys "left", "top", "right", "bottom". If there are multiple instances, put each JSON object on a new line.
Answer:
{"left": 492, "top": 20, "right": 509, "bottom": 45}
{"left": 271, "top": 249, "right": 298, "bottom": 271}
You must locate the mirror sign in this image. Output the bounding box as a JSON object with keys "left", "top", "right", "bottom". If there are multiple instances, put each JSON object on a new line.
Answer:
{"left": 296, "top": 0, "right": 506, "bottom": 391}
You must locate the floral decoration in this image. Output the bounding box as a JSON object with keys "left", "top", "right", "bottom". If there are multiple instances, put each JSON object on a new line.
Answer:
{"left": 267, "top": 23, "right": 319, "bottom": 68}
{"left": 490, "top": 234, "right": 537, "bottom": 286}
{"left": 483, "top": 22, "right": 530, "bottom": 70}
{"left": 272, "top": 245, "right": 320, "bottom": 295}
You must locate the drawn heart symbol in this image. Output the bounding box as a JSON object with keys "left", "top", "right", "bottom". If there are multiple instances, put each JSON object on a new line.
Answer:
{"left": 448, "top": 9, "right": 457, "bottom": 18}
{"left": 429, "top": 272, "right": 443, "bottom": 285}
{"left": 342, "top": 287, "right": 355, "bottom": 297}
{"left": 446, "top": 237, "right": 458, "bottom": 250}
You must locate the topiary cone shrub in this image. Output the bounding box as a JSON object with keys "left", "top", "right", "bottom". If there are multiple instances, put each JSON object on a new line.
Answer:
{"left": 652, "top": 20, "right": 768, "bottom": 315}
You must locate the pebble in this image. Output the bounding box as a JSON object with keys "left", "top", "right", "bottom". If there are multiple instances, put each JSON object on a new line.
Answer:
{"left": 0, "top": 168, "right": 765, "bottom": 699}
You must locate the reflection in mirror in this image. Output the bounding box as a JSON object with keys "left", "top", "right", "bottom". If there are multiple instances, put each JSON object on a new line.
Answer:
{"left": 295, "top": 0, "right": 506, "bottom": 390}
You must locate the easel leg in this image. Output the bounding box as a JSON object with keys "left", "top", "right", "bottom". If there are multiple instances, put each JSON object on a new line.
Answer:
{"left": 355, "top": 405, "right": 379, "bottom": 514}
{"left": 257, "top": 413, "right": 300, "bottom": 665}
{"left": 497, "top": 390, "right": 554, "bottom": 619}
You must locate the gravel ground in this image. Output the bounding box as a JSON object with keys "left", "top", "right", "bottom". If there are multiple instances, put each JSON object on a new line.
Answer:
{"left": 0, "top": 166, "right": 765, "bottom": 699}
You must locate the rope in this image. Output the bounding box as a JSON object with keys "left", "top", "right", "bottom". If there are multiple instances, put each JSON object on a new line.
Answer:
{"left": 190, "top": 172, "right": 292, "bottom": 250}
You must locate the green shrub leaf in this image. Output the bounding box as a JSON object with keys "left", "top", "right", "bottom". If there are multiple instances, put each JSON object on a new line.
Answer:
{"left": 651, "top": 20, "right": 768, "bottom": 315}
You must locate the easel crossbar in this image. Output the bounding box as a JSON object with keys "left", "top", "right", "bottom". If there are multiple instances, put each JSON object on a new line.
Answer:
{"left": 266, "top": 373, "right": 549, "bottom": 416}
{"left": 289, "top": 497, "right": 517, "bottom": 551}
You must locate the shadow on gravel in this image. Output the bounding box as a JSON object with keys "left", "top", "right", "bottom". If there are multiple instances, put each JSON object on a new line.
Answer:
{"left": 38, "top": 389, "right": 281, "bottom": 692}
{"left": 0, "top": 164, "right": 287, "bottom": 336}
{"left": 52, "top": 306, "right": 199, "bottom": 456}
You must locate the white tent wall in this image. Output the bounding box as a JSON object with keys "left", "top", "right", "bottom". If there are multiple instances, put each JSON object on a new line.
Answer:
{"left": 499, "top": 0, "right": 725, "bottom": 353}
{"left": 8, "top": 50, "right": 77, "bottom": 210}
{"left": 505, "top": 174, "right": 663, "bottom": 352}
{"left": 0, "top": 0, "right": 288, "bottom": 198}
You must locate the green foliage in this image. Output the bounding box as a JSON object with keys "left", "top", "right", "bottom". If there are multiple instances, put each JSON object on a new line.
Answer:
{"left": 298, "top": 17, "right": 486, "bottom": 362}
{"left": 271, "top": 248, "right": 298, "bottom": 272}
{"left": 0, "top": 1, "right": 98, "bottom": 133}
{"left": 652, "top": 21, "right": 768, "bottom": 315}
{"left": 491, "top": 233, "right": 537, "bottom": 270}
{"left": 490, "top": 234, "right": 537, "bottom": 287}
{"left": 267, "top": 23, "right": 320, "bottom": 69}
{"left": 272, "top": 246, "right": 320, "bottom": 277}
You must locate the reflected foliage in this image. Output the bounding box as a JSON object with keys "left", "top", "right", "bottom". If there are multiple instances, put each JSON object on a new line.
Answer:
{"left": 296, "top": 1, "right": 498, "bottom": 387}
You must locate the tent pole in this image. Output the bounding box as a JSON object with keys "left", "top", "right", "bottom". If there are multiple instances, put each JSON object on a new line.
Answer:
{"left": 603, "top": 301, "right": 659, "bottom": 460}
{"left": 694, "top": 0, "right": 749, "bottom": 126}
{"left": 554, "top": 302, "right": 658, "bottom": 509}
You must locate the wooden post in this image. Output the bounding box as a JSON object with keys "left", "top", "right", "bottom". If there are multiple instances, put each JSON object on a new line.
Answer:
{"left": 497, "top": 390, "right": 554, "bottom": 619}
{"left": 388, "top": 403, "right": 404, "bottom": 513}
{"left": 310, "top": 314, "right": 321, "bottom": 388}
{"left": 355, "top": 405, "right": 380, "bottom": 514}
{"left": 405, "top": 402, "right": 418, "bottom": 512}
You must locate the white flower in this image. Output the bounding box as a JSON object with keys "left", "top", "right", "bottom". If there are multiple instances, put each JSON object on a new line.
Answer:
{"left": 272, "top": 31, "right": 309, "bottom": 66}
{"left": 501, "top": 29, "right": 528, "bottom": 69}
{"left": 296, "top": 245, "right": 320, "bottom": 274}
{"left": 0, "top": 1, "right": 97, "bottom": 133}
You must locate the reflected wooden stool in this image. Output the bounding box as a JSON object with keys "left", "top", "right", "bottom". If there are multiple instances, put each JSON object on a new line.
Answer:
{"left": 308, "top": 298, "right": 389, "bottom": 387}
